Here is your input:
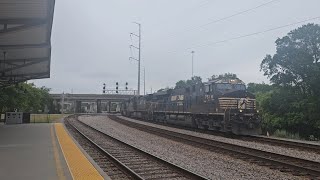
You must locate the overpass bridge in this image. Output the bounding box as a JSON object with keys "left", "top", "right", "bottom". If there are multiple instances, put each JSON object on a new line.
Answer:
{"left": 50, "top": 93, "right": 135, "bottom": 113}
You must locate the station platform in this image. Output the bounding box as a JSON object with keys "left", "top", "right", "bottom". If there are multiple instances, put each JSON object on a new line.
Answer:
{"left": 0, "top": 123, "right": 105, "bottom": 180}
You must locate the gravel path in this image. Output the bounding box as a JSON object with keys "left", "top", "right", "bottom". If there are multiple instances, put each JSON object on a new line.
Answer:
{"left": 118, "top": 116, "right": 320, "bottom": 163}
{"left": 78, "top": 115, "right": 304, "bottom": 180}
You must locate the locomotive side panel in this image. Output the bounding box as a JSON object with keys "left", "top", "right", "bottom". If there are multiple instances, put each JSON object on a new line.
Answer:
{"left": 121, "top": 78, "right": 261, "bottom": 136}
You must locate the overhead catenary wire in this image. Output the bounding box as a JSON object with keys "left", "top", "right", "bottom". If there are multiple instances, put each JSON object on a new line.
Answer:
{"left": 168, "top": 16, "right": 320, "bottom": 53}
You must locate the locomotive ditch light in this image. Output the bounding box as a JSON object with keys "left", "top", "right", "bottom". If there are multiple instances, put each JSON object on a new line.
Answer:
{"left": 239, "top": 109, "right": 243, "bottom": 112}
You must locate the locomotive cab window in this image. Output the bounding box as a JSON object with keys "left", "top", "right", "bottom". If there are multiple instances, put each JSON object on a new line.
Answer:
{"left": 234, "top": 84, "right": 246, "bottom": 90}
{"left": 205, "top": 85, "right": 210, "bottom": 92}
{"left": 216, "top": 83, "right": 232, "bottom": 90}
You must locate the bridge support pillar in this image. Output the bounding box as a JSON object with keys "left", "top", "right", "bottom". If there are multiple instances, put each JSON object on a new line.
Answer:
{"left": 108, "top": 101, "right": 111, "bottom": 113}
{"left": 97, "top": 99, "right": 102, "bottom": 113}
{"left": 75, "top": 101, "right": 82, "bottom": 113}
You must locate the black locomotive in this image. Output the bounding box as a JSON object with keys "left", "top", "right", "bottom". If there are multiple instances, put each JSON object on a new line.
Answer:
{"left": 121, "top": 77, "right": 261, "bottom": 135}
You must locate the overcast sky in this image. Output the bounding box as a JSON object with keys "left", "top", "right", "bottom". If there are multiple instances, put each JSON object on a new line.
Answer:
{"left": 33, "top": 0, "right": 320, "bottom": 94}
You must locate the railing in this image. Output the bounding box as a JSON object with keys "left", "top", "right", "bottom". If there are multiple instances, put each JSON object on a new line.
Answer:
{"left": 219, "top": 97, "right": 256, "bottom": 110}
{"left": 103, "top": 90, "right": 137, "bottom": 95}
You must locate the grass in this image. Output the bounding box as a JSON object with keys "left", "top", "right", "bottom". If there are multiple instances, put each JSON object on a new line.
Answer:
{"left": 30, "top": 114, "right": 70, "bottom": 123}
{"left": 272, "top": 129, "right": 301, "bottom": 140}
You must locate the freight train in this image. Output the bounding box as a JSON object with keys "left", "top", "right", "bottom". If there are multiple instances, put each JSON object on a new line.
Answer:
{"left": 121, "top": 77, "right": 261, "bottom": 135}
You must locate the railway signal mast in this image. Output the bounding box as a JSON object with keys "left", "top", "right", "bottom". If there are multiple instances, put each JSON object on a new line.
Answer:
{"left": 129, "top": 22, "right": 141, "bottom": 95}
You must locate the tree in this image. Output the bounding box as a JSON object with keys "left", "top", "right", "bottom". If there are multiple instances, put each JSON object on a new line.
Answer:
{"left": 261, "top": 23, "right": 320, "bottom": 96}
{"left": 259, "top": 23, "right": 320, "bottom": 139}
{"left": 175, "top": 80, "right": 187, "bottom": 89}
{"left": 175, "top": 76, "right": 202, "bottom": 89}
{"left": 0, "top": 83, "right": 52, "bottom": 113}
{"left": 247, "top": 83, "right": 273, "bottom": 94}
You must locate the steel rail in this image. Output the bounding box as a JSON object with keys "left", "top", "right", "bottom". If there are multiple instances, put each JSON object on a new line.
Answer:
{"left": 65, "top": 119, "right": 143, "bottom": 180}
{"left": 114, "top": 115, "right": 320, "bottom": 154}
{"left": 242, "top": 135, "right": 320, "bottom": 153}
{"left": 67, "top": 117, "right": 207, "bottom": 180}
{"left": 109, "top": 115, "right": 320, "bottom": 179}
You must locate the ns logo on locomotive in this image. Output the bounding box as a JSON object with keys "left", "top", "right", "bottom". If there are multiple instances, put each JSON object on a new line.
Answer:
{"left": 121, "top": 77, "right": 261, "bottom": 135}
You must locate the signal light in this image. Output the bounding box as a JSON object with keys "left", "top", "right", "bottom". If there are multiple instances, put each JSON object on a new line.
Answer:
{"left": 116, "top": 82, "right": 119, "bottom": 86}
{"left": 103, "top": 83, "right": 106, "bottom": 94}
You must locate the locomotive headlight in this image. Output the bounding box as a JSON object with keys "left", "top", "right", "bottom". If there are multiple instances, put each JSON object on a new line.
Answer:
{"left": 257, "top": 110, "right": 259, "bottom": 113}
{"left": 239, "top": 109, "right": 243, "bottom": 112}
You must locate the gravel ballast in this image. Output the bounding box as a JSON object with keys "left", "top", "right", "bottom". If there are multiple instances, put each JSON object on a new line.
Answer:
{"left": 118, "top": 116, "right": 320, "bottom": 163}
{"left": 78, "top": 115, "right": 304, "bottom": 180}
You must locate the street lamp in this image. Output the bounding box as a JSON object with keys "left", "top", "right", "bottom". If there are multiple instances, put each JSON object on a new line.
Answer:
{"left": 191, "top": 51, "right": 195, "bottom": 78}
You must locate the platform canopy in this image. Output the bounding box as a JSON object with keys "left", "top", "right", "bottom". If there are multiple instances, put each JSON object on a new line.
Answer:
{"left": 0, "top": 0, "right": 55, "bottom": 87}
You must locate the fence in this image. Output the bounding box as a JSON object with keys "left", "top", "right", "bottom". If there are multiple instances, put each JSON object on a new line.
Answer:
{"left": 30, "top": 114, "right": 69, "bottom": 123}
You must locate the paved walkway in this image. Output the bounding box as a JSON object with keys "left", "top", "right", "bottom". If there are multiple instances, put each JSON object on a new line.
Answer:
{"left": 0, "top": 123, "right": 104, "bottom": 180}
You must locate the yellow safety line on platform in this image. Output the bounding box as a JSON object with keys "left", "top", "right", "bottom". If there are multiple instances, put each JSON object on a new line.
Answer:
{"left": 55, "top": 123, "right": 103, "bottom": 180}
{"left": 51, "top": 125, "right": 66, "bottom": 180}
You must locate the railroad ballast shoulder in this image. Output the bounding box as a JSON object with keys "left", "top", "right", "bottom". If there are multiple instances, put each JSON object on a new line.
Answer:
{"left": 121, "top": 77, "right": 261, "bottom": 135}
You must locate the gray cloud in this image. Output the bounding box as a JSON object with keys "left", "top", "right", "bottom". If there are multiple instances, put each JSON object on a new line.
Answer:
{"left": 33, "top": 0, "right": 320, "bottom": 94}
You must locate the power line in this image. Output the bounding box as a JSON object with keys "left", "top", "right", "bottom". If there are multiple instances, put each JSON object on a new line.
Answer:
{"left": 145, "top": 0, "right": 214, "bottom": 29}
{"left": 202, "top": 0, "right": 280, "bottom": 29}
{"left": 163, "top": 0, "right": 280, "bottom": 39}
{"left": 169, "top": 16, "right": 320, "bottom": 53}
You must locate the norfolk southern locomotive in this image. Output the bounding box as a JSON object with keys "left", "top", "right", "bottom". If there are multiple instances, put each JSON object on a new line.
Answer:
{"left": 121, "top": 77, "right": 261, "bottom": 135}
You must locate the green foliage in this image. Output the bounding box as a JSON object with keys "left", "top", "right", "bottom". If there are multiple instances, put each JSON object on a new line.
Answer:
{"left": 261, "top": 23, "right": 320, "bottom": 96}
{"left": 247, "top": 83, "right": 273, "bottom": 94}
{"left": 0, "top": 83, "right": 52, "bottom": 113}
{"left": 273, "top": 129, "right": 301, "bottom": 140}
{"left": 175, "top": 76, "right": 202, "bottom": 89}
{"left": 257, "top": 23, "right": 320, "bottom": 140}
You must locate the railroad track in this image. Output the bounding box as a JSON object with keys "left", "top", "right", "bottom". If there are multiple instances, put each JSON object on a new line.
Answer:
{"left": 65, "top": 117, "right": 139, "bottom": 179}
{"left": 66, "top": 116, "right": 207, "bottom": 180}
{"left": 108, "top": 115, "right": 320, "bottom": 179}
{"left": 240, "top": 135, "right": 320, "bottom": 154}
{"left": 117, "top": 115, "right": 320, "bottom": 154}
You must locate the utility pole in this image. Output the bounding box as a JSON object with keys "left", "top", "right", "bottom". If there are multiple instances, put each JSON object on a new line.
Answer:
{"left": 191, "top": 51, "right": 195, "bottom": 78}
{"left": 129, "top": 22, "right": 141, "bottom": 95}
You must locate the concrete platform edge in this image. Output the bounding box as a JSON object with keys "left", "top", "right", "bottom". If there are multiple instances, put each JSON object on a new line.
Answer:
{"left": 61, "top": 118, "right": 111, "bottom": 180}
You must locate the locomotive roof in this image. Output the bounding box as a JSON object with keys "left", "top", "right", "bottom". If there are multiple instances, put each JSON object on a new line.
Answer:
{"left": 205, "top": 78, "right": 245, "bottom": 84}
{"left": 152, "top": 89, "right": 172, "bottom": 96}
